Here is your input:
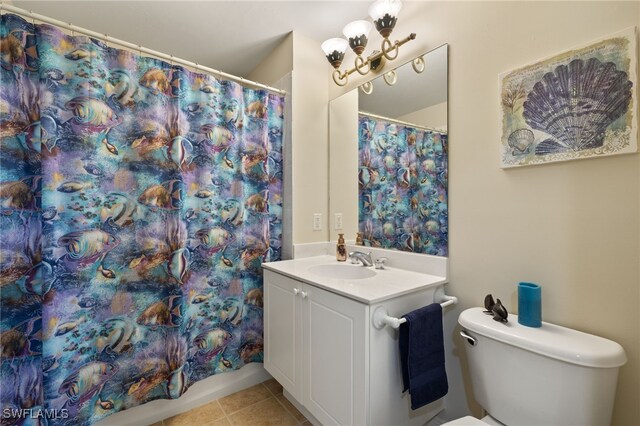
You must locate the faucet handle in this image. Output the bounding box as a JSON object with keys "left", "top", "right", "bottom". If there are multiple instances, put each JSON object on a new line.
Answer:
{"left": 374, "top": 257, "right": 387, "bottom": 269}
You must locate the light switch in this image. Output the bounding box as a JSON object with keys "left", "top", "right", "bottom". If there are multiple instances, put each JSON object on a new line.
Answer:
{"left": 335, "top": 213, "right": 343, "bottom": 230}
{"left": 313, "top": 213, "right": 322, "bottom": 230}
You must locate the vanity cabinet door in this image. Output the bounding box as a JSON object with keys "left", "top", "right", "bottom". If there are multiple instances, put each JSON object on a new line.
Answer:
{"left": 302, "top": 284, "right": 368, "bottom": 426}
{"left": 264, "top": 270, "right": 303, "bottom": 401}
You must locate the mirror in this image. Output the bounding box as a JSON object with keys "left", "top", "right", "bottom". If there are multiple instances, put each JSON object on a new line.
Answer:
{"left": 329, "top": 44, "right": 448, "bottom": 256}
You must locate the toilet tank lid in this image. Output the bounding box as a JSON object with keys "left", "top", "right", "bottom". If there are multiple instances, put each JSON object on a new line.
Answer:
{"left": 459, "top": 308, "right": 627, "bottom": 368}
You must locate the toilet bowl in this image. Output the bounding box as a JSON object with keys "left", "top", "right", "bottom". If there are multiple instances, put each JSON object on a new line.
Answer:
{"left": 444, "top": 308, "right": 627, "bottom": 426}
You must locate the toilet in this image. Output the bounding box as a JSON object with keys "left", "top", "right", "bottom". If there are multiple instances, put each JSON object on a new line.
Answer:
{"left": 445, "top": 308, "right": 627, "bottom": 426}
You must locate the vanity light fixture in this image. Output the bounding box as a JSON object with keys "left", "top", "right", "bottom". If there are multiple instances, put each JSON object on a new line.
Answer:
{"left": 321, "top": 0, "right": 416, "bottom": 87}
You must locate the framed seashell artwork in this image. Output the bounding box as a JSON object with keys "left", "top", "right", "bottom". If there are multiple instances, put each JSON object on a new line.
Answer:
{"left": 499, "top": 27, "right": 637, "bottom": 168}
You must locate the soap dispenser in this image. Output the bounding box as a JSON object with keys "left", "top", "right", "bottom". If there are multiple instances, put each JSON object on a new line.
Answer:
{"left": 355, "top": 232, "right": 364, "bottom": 246}
{"left": 336, "top": 233, "right": 347, "bottom": 262}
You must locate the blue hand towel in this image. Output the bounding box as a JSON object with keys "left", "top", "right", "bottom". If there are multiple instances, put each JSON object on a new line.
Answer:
{"left": 399, "top": 303, "right": 448, "bottom": 410}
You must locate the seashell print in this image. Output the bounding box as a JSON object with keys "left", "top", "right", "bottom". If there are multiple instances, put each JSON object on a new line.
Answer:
{"left": 507, "top": 128, "right": 534, "bottom": 155}
{"left": 523, "top": 58, "right": 632, "bottom": 154}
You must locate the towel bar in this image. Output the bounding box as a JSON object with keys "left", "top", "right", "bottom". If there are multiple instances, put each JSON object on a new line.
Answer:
{"left": 372, "top": 288, "right": 457, "bottom": 329}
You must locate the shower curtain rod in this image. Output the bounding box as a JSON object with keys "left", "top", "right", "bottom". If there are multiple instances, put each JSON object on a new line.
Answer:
{"left": 0, "top": 3, "right": 287, "bottom": 95}
{"left": 359, "top": 111, "right": 447, "bottom": 134}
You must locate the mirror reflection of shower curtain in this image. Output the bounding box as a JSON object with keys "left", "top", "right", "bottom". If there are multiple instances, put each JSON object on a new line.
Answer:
{"left": 0, "top": 14, "right": 284, "bottom": 425}
{"left": 358, "top": 113, "right": 447, "bottom": 255}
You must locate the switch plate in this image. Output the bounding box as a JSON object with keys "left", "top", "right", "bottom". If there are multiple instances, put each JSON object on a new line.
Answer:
{"left": 313, "top": 213, "right": 322, "bottom": 231}
{"left": 334, "top": 213, "right": 343, "bottom": 230}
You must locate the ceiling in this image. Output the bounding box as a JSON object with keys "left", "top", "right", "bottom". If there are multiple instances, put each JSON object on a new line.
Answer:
{"left": 8, "top": 0, "right": 379, "bottom": 77}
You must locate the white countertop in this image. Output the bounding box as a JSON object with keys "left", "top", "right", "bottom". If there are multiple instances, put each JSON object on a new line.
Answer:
{"left": 262, "top": 255, "right": 447, "bottom": 304}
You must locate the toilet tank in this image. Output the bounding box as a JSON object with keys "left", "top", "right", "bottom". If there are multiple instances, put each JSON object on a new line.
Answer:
{"left": 459, "top": 308, "right": 626, "bottom": 426}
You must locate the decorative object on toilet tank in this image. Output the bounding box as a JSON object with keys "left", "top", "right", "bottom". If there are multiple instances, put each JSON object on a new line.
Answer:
{"left": 483, "top": 294, "right": 508, "bottom": 323}
{"left": 518, "top": 282, "right": 542, "bottom": 327}
{"left": 499, "top": 27, "right": 637, "bottom": 168}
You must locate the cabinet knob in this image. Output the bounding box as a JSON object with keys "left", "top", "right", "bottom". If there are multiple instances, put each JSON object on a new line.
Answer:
{"left": 300, "top": 291, "right": 308, "bottom": 299}
{"left": 293, "top": 288, "right": 300, "bottom": 295}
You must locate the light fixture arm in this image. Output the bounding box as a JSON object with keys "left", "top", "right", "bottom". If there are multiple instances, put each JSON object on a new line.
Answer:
{"left": 334, "top": 33, "right": 415, "bottom": 86}
{"left": 333, "top": 69, "right": 348, "bottom": 86}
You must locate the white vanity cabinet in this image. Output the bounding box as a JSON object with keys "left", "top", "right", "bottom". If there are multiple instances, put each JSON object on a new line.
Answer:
{"left": 264, "top": 270, "right": 368, "bottom": 425}
{"left": 263, "top": 256, "right": 448, "bottom": 426}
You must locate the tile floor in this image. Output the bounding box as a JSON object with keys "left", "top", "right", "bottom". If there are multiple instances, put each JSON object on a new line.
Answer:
{"left": 150, "top": 379, "right": 310, "bottom": 426}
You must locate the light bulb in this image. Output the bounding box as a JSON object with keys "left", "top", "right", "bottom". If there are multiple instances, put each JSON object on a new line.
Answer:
{"left": 343, "top": 20, "right": 373, "bottom": 55}
{"left": 321, "top": 38, "right": 349, "bottom": 69}
{"left": 368, "top": 0, "right": 402, "bottom": 38}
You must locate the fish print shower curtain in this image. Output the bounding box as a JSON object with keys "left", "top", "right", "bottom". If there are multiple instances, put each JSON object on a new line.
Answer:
{"left": 358, "top": 114, "right": 447, "bottom": 256}
{"left": 0, "top": 13, "right": 284, "bottom": 425}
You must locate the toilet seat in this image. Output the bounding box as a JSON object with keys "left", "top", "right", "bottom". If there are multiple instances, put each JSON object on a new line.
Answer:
{"left": 443, "top": 415, "right": 505, "bottom": 426}
{"left": 442, "top": 416, "right": 488, "bottom": 425}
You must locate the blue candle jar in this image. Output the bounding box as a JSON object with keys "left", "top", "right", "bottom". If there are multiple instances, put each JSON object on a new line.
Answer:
{"left": 518, "top": 282, "right": 541, "bottom": 327}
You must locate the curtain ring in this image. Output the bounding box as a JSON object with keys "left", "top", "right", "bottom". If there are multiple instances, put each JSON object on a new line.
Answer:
{"left": 104, "top": 33, "right": 109, "bottom": 48}
{"left": 195, "top": 62, "right": 199, "bottom": 74}
{"left": 138, "top": 44, "right": 142, "bottom": 58}
{"left": 29, "top": 10, "right": 35, "bottom": 25}
{"left": 69, "top": 22, "right": 74, "bottom": 37}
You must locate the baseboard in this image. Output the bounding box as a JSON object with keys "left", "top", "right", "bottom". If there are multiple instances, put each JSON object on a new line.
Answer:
{"left": 96, "top": 364, "right": 272, "bottom": 426}
{"left": 282, "top": 389, "right": 321, "bottom": 426}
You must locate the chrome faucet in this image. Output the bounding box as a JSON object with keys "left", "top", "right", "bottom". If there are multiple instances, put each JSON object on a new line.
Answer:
{"left": 349, "top": 251, "right": 373, "bottom": 267}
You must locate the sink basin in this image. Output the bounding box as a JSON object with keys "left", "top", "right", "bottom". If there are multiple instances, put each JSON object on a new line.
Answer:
{"left": 308, "top": 264, "right": 376, "bottom": 280}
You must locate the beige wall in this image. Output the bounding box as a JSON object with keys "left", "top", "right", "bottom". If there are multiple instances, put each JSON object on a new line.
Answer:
{"left": 329, "top": 91, "right": 359, "bottom": 240}
{"left": 248, "top": 33, "right": 293, "bottom": 86}
{"left": 250, "top": 32, "right": 331, "bottom": 246}
{"left": 397, "top": 101, "right": 448, "bottom": 132}
{"left": 330, "top": 2, "right": 639, "bottom": 424}
{"left": 291, "top": 32, "right": 331, "bottom": 243}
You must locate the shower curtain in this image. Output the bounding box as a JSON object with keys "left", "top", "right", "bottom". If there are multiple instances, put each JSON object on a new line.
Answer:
{"left": 0, "top": 13, "right": 284, "bottom": 425}
{"left": 358, "top": 114, "right": 447, "bottom": 256}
